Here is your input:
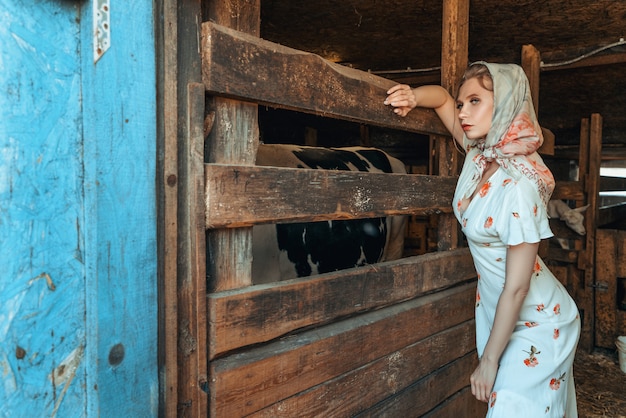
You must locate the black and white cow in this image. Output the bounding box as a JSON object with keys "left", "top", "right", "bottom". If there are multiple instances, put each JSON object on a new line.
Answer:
{"left": 252, "top": 143, "right": 407, "bottom": 284}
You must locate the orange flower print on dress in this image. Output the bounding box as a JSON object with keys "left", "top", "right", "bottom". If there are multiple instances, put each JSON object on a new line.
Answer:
{"left": 457, "top": 199, "right": 463, "bottom": 213}
{"left": 537, "top": 303, "right": 545, "bottom": 312}
{"left": 553, "top": 328, "right": 560, "bottom": 339}
{"left": 523, "top": 345, "right": 541, "bottom": 367}
{"left": 489, "top": 392, "right": 497, "bottom": 408}
{"left": 554, "top": 304, "right": 561, "bottom": 315}
{"left": 479, "top": 181, "right": 491, "bottom": 198}
{"left": 533, "top": 203, "right": 538, "bottom": 216}
{"left": 484, "top": 216, "right": 493, "bottom": 228}
{"left": 549, "top": 372, "right": 566, "bottom": 390}
{"left": 476, "top": 290, "right": 481, "bottom": 308}
{"left": 533, "top": 259, "right": 541, "bottom": 275}
{"left": 502, "top": 178, "right": 512, "bottom": 187}
{"left": 525, "top": 321, "right": 539, "bottom": 328}
{"left": 512, "top": 212, "right": 520, "bottom": 219}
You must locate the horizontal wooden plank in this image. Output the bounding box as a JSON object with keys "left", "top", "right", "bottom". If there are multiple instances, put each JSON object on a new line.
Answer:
{"left": 250, "top": 321, "right": 476, "bottom": 417}
{"left": 600, "top": 175, "right": 626, "bottom": 192}
{"left": 598, "top": 203, "right": 626, "bottom": 226}
{"left": 201, "top": 21, "right": 448, "bottom": 136}
{"left": 208, "top": 248, "right": 475, "bottom": 358}
{"left": 552, "top": 180, "right": 584, "bottom": 201}
{"left": 209, "top": 283, "right": 476, "bottom": 417}
{"left": 357, "top": 352, "right": 479, "bottom": 418}
{"left": 205, "top": 163, "right": 456, "bottom": 228}
{"left": 421, "top": 386, "right": 486, "bottom": 418}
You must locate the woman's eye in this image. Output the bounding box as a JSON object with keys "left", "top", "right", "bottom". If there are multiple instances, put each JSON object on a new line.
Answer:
{"left": 470, "top": 98, "right": 480, "bottom": 105}
{"left": 455, "top": 102, "right": 463, "bottom": 110}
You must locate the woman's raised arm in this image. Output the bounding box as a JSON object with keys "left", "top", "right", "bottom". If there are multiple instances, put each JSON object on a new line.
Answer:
{"left": 385, "top": 84, "right": 464, "bottom": 146}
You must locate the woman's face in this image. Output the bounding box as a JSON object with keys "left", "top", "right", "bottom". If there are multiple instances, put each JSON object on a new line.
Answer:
{"left": 456, "top": 77, "right": 494, "bottom": 140}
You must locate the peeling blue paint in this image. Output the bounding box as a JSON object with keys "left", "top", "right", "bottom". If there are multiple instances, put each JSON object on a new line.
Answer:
{"left": 1, "top": 0, "right": 158, "bottom": 416}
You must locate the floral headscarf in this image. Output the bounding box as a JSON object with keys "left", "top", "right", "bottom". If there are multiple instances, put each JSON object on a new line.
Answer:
{"left": 457, "top": 62, "right": 555, "bottom": 208}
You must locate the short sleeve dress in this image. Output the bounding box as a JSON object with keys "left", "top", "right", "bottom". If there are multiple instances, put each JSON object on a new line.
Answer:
{"left": 453, "top": 164, "right": 581, "bottom": 417}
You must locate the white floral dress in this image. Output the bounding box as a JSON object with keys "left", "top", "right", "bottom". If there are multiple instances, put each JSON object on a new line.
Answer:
{"left": 454, "top": 166, "right": 581, "bottom": 417}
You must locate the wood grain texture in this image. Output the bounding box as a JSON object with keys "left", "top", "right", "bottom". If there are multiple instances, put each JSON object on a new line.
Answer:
{"left": 205, "top": 164, "right": 457, "bottom": 228}
{"left": 208, "top": 248, "right": 475, "bottom": 357}
{"left": 251, "top": 322, "right": 477, "bottom": 417}
{"left": 209, "top": 283, "right": 477, "bottom": 417}
{"left": 201, "top": 21, "right": 448, "bottom": 136}
{"left": 594, "top": 229, "right": 626, "bottom": 349}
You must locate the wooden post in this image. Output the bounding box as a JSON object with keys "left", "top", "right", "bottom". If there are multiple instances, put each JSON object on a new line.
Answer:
{"left": 521, "top": 44, "right": 555, "bottom": 156}
{"left": 158, "top": 0, "right": 180, "bottom": 415}
{"left": 205, "top": 2, "right": 261, "bottom": 294}
{"left": 158, "top": 0, "right": 210, "bottom": 416}
{"left": 204, "top": 3, "right": 260, "bottom": 417}
{"left": 580, "top": 114, "right": 602, "bottom": 351}
{"left": 435, "top": 0, "right": 468, "bottom": 250}
{"left": 521, "top": 44, "right": 540, "bottom": 113}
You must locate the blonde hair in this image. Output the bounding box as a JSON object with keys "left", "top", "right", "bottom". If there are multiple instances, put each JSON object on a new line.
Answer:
{"left": 457, "top": 63, "right": 493, "bottom": 99}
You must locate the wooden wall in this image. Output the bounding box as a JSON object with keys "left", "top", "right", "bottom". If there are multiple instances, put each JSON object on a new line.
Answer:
{"left": 195, "top": 1, "right": 486, "bottom": 415}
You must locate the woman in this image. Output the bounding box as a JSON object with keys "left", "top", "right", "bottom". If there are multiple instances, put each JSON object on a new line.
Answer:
{"left": 384, "top": 62, "right": 580, "bottom": 417}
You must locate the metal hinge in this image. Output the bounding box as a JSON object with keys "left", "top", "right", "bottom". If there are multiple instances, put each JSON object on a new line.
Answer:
{"left": 589, "top": 281, "right": 609, "bottom": 290}
{"left": 93, "top": 0, "right": 111, "bottom": 63}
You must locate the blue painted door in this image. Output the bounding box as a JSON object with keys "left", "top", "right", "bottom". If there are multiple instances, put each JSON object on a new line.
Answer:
{"left": 1, "top": 1, "right": 158, "bottom": 416}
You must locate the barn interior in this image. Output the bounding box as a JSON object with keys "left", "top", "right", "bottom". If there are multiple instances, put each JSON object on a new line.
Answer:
{"left": 258, "top": 0, "right": 626, "bottom": 173}
{"left": 254, "top": 0, "right": 626, "bottom": 412}
{"left": 193, "top": 1, "right": 626, "bottom": 416}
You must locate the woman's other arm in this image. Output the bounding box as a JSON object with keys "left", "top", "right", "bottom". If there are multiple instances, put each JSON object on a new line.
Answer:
{"left": 470, "top": 242, "right": 539, "bottom": 402}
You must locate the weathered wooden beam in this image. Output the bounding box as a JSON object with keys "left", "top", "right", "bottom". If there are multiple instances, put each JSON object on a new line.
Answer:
{"left": 205, "top": 164, "right": 457, "bottom": 228}
{"left": 200, "top": 21, "right": 448, "bottom": 136}
{"left": 205, "top": 4, "right": 261, "bottom": 296}
{"left": 522, "top": 44, "right": 541, "bottom": 114}
{"left": 522, "top": 44, "right": 555, "bottom": 156}
{"left": 434, "top": 0, "right": 469, "bottom": 251}
{"left": 209, "top": 283, "right": 476, "bottom": 417}
{"left": 441, "top": 0, "right": 469, "bottom": 95}
{"left": 552, "top": 180, "right": 585, "bottom": 200}
{"left": 251, "top": 323, "right": 477, "bottom": 417}
{"left": 204, "top": 5, "right": 261, "bottom": 418}
{"left": 158, "top": 0, "right": 180, "bottom": 414}
{"left": 597, "top": 203, "right": 626, "bottom": 227}
{"left": 600, "top": 175, "right": 626, "bottom": 192}
{"left": 578, "top": 114, "right": 602, "bottom": 352}
{"left": 208, "top": 248, "right": 474, "bottom": 358}
{"left": 418, "top": 386, "right": 486, "bottom": 418}
{"left": 594, "top": 230, "right": 626, "bottom": 349}
{"left": 356, "top": 351, "right": 480, "bottom": 417}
